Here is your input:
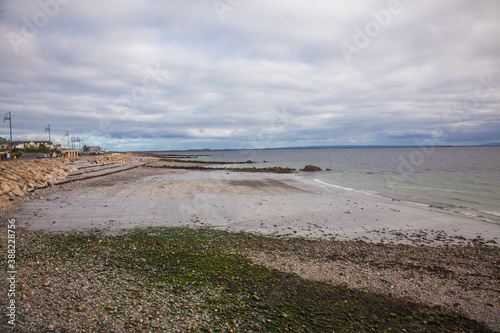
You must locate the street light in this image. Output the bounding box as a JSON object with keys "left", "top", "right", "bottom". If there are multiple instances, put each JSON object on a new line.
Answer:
{"left": 45, "top": 124, "right": 51, "bottom": 144}
{"left": 3, "top": 111, "right": 12, "bottom": 161}
{"left": 65, "top": 131, "right": 69, "bottom": 149}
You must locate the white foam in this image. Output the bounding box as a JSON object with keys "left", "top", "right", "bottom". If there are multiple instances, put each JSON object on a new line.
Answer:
{"left": 312, "top": 179, "right": 377, "bottom": 197}
{"left": 398, "top": 186, "right": 472, "bottom": 194}
{"left": 313, "top": 179, "right": 355, "bottom": 191}
{"left": 483, "top": 210, "right": 500, "bottom": 217}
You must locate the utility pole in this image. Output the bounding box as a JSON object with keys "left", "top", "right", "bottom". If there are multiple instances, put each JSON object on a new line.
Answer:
{"left": 3, "top": 111, "right": 12, "bottom": 161}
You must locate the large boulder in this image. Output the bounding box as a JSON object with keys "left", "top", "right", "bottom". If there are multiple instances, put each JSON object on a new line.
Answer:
{"left": 0, "top": 181, "right": 10, "bottom": 194}
{"left": 0, "top": 195, "right": 11, "bottom": 207}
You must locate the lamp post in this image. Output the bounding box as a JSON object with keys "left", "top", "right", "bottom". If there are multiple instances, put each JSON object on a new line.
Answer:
{"left": 45, "top": 124, "right": 51, "bottom": 144}
{"left": 3, "top": 111, "right": 12, "bottom": 161}
{"left": 65, "top": 131, "right": 69, "bottom": 149}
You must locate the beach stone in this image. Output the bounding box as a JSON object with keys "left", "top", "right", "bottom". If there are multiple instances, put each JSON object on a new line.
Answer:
{"left": 2, "top": 173, "right": 18, "bottom": 181}
{"left": 7, "top": 182, "right": 20, "bottom": 191}
{"left": 0, "top": 181, "right": 10, "bottom": 194}
{"left": 0, "top": 195, "right": 11, "bottom": 207}
{"left": 11, "top": 189, "right": 24, "bottom": 197}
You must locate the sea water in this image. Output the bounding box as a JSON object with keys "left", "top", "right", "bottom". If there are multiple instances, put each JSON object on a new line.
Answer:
{"left": 158, "top": 147, "right": 500, "bottom": 224}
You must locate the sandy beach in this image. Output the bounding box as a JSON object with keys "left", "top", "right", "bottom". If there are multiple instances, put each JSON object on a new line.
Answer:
{"left": 14, "top": 157, "right": 500, "bottom": 247}
{"left": 2, "top": 155, "right": 500, "bottom": 331}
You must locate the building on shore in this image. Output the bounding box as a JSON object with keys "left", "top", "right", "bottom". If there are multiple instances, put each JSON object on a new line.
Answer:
{"left": 61, "top": 149, "right": 79, "bottom": 158}
{"left": 10, "top": 141, "right": 54, "bottom": 150}
{"left": 83, "top": 145, "right": 102, "bottom": 154}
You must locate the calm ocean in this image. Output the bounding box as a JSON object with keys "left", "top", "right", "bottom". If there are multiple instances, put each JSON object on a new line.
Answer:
{"left": 159, "top": 147, "right": 500, "bottom": 224}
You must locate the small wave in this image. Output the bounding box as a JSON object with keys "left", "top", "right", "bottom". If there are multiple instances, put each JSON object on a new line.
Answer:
{"left": 457, "top": 209, "right": 500, "bottom": 225}
{"left": 313, "top": 179, "right": 377, "bottom": 197}
{"left": 482, "top": 210, "right": 500, "bottom": 217}
{"left": 397, "top": 186, "right": 473, "bottom": 194}
{"left": 309, "top": 178, "right": 500, "bottom": 224}
{"left": 313, "top": 179, "right": 355, "bottom": 191}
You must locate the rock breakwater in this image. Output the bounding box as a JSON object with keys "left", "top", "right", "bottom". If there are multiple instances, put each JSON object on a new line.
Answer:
{"left": 0, "top": 159, "right": 77, "bottom": 206}
{"left": 89, "top": 154, "right": 136, "bottom": 165}
{"left": 148, "top": 165, "right": 296, "bottom": 173}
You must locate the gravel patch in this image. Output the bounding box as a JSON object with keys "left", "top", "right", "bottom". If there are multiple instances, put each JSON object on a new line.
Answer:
{"left": 240, "top": 239, "right": 500, "bottom": 331}
{"left": 0, "top": 229, "right": 222, "bottom": 332}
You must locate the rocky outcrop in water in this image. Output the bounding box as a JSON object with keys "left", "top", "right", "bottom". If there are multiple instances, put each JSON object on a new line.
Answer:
{"left": 0, "top": 159, "right": 77, "bottom": 206}
{"left": 300, "top": 165, "right": 322, "bottom": 172}
{"left": 147, "top": 165, "right": 296, "bottom": 174}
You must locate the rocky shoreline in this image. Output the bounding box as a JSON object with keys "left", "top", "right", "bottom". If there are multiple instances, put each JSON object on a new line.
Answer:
{"left": 242, "top": 237, "right": 500, "bottom": 331}
{"left": 1, "top": 226, "right": 497, "bottom": 332}
{"left": 0, "top": 159, "right": 77, "bottom": 207}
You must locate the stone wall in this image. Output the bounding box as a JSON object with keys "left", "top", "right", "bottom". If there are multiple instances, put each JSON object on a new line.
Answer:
{"left": 0, "top": 159, "right": 77, "bottom": 207}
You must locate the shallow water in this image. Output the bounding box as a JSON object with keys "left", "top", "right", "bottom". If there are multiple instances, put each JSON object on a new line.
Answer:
{"left": 157, "top": 147, "right": 500, "bottom": 224}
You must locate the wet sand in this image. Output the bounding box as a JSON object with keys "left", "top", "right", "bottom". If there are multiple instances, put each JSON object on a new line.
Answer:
{"left": 14, "top": 165, "right": 500, "bottom": 247}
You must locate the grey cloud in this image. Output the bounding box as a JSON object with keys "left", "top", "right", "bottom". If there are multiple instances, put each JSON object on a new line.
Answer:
{"left": 1, "top": 0, "right": 499, "bottom": 151}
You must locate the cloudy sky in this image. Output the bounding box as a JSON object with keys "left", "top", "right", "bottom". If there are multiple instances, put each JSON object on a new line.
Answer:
{"left": 1, "top": 0, "right": 499, "bottom": 151}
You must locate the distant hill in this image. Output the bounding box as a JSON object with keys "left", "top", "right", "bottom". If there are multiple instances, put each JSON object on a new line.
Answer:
{"left": 270, "top": 144, "right": 500, "bottom": 149}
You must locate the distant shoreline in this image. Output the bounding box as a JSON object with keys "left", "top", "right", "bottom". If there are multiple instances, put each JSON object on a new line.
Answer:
{"left": 122, "top": 144, "right": 500, "bottom": 154}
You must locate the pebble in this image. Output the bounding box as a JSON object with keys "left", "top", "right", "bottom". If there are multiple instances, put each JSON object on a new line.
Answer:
{"left": 244, "top": 239, "right": 500, "bottom": 331}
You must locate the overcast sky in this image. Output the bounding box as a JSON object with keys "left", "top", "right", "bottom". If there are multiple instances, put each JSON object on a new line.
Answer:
{"left": 1, "top": 0, "right": 499, "bottom": 151}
